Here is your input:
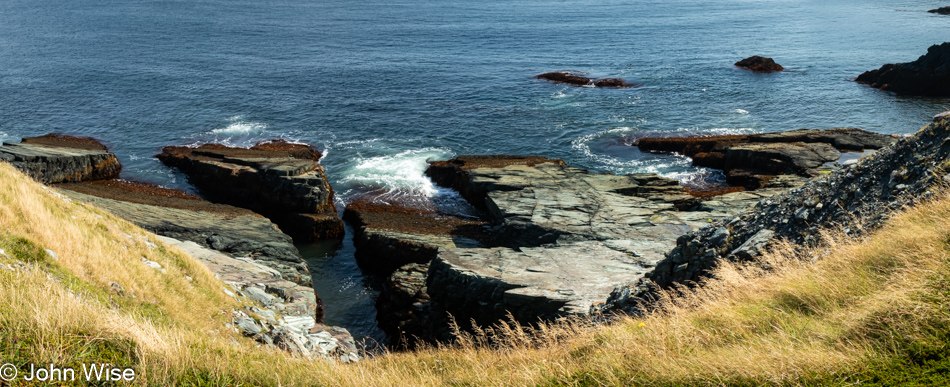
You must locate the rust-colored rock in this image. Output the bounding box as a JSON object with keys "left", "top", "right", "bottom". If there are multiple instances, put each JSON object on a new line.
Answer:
{"left": 735, "top": 56, "right": 784, "bottom": 73}
{"left": 156, "top": 140, "right": 343, "bottom": 242}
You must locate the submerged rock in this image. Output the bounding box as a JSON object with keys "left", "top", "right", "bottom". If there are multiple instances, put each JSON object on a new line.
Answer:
{"left": 635, "top": 128, "right": 897, "bottom": 189}
{"left": 604, "top": 114, "right": 950, "bottom": 315}
{"left": 0, "top": 134, "right": 121, "bottom": 184}
{"left": 856, "top": 42, "right": 950, "bottom": 96}
{"left": 535, "top": 72, "right": 637, "bottom": 88}
{"left": 156, "top": 140, "right": 344, "bottom": 242}
{"left": 735, "top": 56, "right": 784, "bottom": 73}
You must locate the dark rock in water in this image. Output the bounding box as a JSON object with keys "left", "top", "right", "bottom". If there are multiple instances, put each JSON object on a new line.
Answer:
{"left": 0, "top": 134, "right": 121, "bottom": 184}
{"left": 156, "top": 140, "right": 344, "bottom": 242}
{"left": 856, "top": 42, "right": 950, "bottom": 96}
{"left": 342, "top": 197, "right": 486, "bottom": 347}
{"left": 928, "top": 7, "right": 950, "bottom": 15}
{"left": 603, "top": 114, "right": 950, "bottom": 316}
{"left": 536, "top": 72, "right": 637, "bottom": 88}
{"left": 735, "top": 56, "right": 784, "bottom": 73}
{"left": 56, "top": 180, "right": 316, "bottom": 287}
{"left": 635, "top": 128, "right": 897, "bottom": 189}
{"left": 343, "top": 198, "right": 486, "bottom": 274}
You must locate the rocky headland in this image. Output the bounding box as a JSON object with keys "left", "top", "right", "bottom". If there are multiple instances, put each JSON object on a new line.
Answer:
{"left": 734, "top": 56, "right": 784, "bottom": 73}
{"left": 156, "top": 141, "right": 344, "bottom": 242}
{"left": 634, "top": 128, "right": 897, "bottom": 189}
{"left": 535, "top": 72, "right": 637, "bottom": 88}
{"left": 856, "top": 42, "right": 950, "bottom": 96}
{"left": 928, "top": 7, "right": 950, "bottom": 15}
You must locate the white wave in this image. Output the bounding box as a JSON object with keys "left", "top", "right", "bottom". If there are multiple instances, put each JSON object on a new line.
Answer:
{"left": 733, "top": 109, "right": 750, "bottom": 114}
{"left": 337, "top": 148, "right": 454, "bottom": 198}
{"left": 210, "top": 116, "right": 268, "bottom": 135}
{"left": 0, "top": 131, "right": 12, "bottom": 144}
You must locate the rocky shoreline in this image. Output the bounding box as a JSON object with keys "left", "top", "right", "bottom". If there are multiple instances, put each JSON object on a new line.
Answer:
{"left": 4, "top": 115, "right": 949, "bottom": 352}
{"left": 0, "top": 135, "right": 359, "bottom": 362}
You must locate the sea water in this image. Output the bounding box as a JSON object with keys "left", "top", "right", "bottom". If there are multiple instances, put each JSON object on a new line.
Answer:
{"left": 1, "top": 0, "right": 948, "bottom": 344}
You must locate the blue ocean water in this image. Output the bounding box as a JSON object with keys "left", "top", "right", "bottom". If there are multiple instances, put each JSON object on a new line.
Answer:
{"left": 1, "top": 0, "right": 948, "bottom": 343}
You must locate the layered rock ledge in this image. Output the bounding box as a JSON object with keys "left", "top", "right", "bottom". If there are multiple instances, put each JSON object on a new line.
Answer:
{"left": 57, "top": 181, "right": 315, "bottom": 287}
{"left": 157, "top": 141, "right": 344, "bottom": 242}
{"left": 735, "top": 56, "right": 784, "bottom": 73}
{"left": 535, "top": 72, "right": 637, "bottom": 88}
{"left": 160, "top": 237, "right": 359, "bottom": 362}
{"left": 604, "top": 114, "right": 950, "bottom": 315}
{"left": 422, "top": 158, "right": 799, "bottom": 330}
{"left": 350, "top": 155, "right": 819, "bottom": 344}
{"left": 856, "top": 42, "right": 950, "bottom": 96}
{"left": 0, "top": 134, "right": 120, "bottom": 184}
{"left": 342, "top": 198, "right": 487, "bottom": 346}
{"left": 635, "top": 128, "right": 897, "bottom": 189}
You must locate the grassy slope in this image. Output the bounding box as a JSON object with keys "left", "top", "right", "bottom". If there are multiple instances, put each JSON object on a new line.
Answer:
{"left": 1, "top": 161, "right": 950, "bottom": 386}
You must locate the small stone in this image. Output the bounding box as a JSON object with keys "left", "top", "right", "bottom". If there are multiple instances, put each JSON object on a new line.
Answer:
{"left": 235, "top": 318, "right": 262, "bottom": 336}
{"left": 45, "top": 249, "right": 59, "bottom": 260}
{"left": 110, "top": 281, "right": 125, "bottom": 294}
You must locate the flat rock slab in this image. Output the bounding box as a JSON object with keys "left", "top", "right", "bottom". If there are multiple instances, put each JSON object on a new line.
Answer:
{"left": 424, "top": 159, "right": 800, "bottom": 329}
{"left": 635, "top": 128, "right": 896, "bottom": 188}
{"left": 0, "top": 134, "right": 121, "bottom": 184}
{"left": 57, "top": 187, "right": 314, "bottom": 287}
{"left": 157, "top": 140, "right": 343, "bottom": 242}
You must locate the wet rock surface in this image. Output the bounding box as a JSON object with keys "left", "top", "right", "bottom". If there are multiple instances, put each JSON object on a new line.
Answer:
{"left": 856, "top": 42, "right": 950, "bottom": 96}
{"left": 535, "top": 72, "right": 637, "bottom": 88}
{"left": 735, "top": 56, "right": 784, "bottom": 73}
{"left": 0, "top": 134, "right": 121, "bottom": 184}
{"left": 603, "top": 114, "right": 950, "bottom": 315}
{"left": 635, "top": 128, "right": 897, "bottom": 189}
{"left": 156, "top": 140, "right": 344, "bottom": 242}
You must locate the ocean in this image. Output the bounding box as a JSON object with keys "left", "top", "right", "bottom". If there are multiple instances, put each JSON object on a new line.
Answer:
{"left": 1, "top": 0, "right": 948, "bottom": 345}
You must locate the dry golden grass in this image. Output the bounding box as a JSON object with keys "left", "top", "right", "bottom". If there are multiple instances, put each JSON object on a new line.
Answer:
{"left": 1, "top": 161, "right": 949, "bottom": 386}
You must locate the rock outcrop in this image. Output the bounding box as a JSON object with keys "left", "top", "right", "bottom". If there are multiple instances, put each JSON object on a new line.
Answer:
{"left": 735, "top": 56, "right": 784, "bottom": 73}
{"left": 603, "top": 113, "right": 950, "bottom": 315}
{"left": 160, "top": 237, "right": 359, "bottom": 362}
{"left": 856, "top": 42, "right": 950, "bottom": 96}
{"left": 342, "top": 198, "right": 486, "bottom": 346}
{"left": 0, "top": 134, "right": 121, "bottom": 184}
{"left": 156, "top": 141, "right": 344, "bottom": 242}
{"left": 928, "top": 7, "right": 950, "bottom": 15}
{"left": 535, "top": 72, "right": 637, "bottom": 88}
{"left": 57, "top": 181, "right": 315, "bottom": 287}
{"left": 422, "top": 159, "right": 799, "bottom": 331}
{"left": 635, "top": 128, "right": 897, "bottom": 189}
